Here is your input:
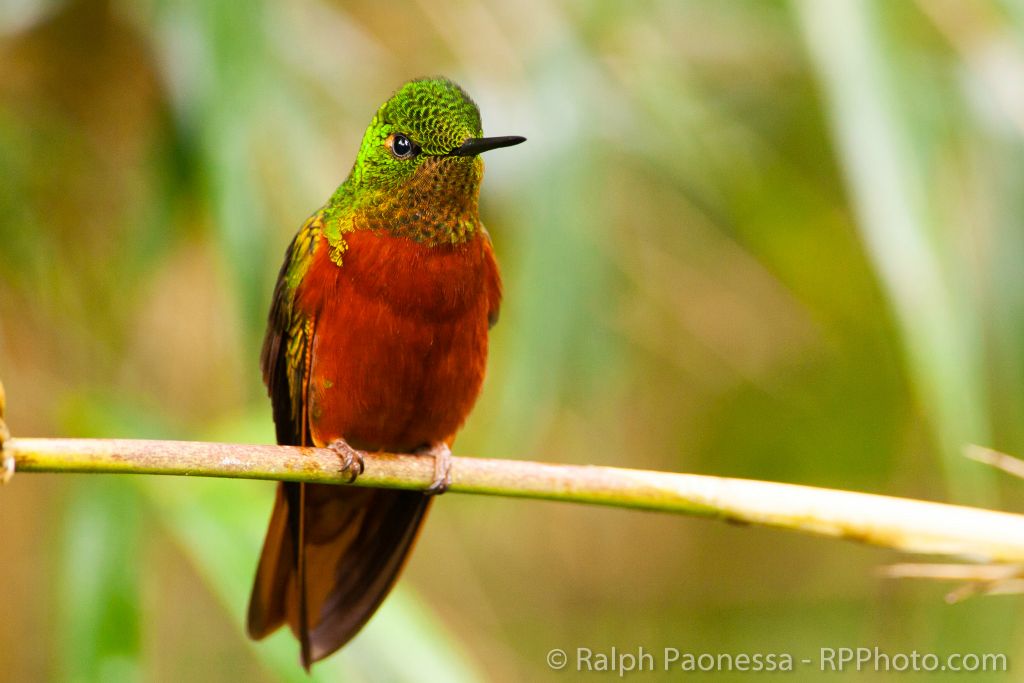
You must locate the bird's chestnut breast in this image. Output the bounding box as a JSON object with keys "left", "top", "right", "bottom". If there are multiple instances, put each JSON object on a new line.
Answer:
{"left": 298, "top": 228, "right": 501, "bottom": 451}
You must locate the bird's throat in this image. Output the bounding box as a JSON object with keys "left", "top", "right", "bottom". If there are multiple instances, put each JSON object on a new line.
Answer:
{"left": 356, "top": 156, "right": 484, "bottom": 245}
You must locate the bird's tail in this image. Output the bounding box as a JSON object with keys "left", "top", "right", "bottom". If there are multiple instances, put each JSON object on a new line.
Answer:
{"left": 246, "top": 482, "right": 431, "bottom": 668}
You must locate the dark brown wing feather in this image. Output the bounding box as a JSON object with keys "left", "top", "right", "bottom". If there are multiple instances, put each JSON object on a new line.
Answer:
{"left": 247, "top": 223, "right": 432, "bottom": 668}
{"left": 259, "top": 232, "right": 303, "bottom": 446}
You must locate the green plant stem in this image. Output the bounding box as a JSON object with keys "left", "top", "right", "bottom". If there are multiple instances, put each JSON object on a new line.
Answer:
{"left": 6, "top": 436, "right": 1024, "bottom": 563}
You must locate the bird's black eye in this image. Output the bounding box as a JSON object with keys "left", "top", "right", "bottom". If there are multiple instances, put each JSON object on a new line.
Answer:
{"left": 389, "top": 133, "right": 417, "bottom": 160}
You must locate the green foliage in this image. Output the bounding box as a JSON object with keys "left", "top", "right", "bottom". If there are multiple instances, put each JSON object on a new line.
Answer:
{"left": 57, "top": 480, "right": 143, "bottom": 683}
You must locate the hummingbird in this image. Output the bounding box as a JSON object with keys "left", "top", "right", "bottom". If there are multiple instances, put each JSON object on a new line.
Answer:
{"left": 246, "top": 77, "right": 524, "bottom": 668}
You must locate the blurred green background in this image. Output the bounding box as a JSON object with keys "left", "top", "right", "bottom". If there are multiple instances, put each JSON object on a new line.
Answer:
{"left": 2, "top": 0, "right": 1024, "bottom": 680}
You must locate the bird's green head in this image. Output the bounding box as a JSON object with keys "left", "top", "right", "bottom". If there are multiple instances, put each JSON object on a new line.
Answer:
{"left": 335, "top": 77, "right": 524, "bottom": 244}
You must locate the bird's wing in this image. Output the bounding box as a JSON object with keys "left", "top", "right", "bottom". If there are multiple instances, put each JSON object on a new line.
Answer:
{"left": 260, "top": 213, "right": 323, "bottom": 446}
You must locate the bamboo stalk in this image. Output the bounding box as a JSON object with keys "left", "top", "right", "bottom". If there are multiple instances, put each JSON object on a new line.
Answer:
{"left": 5, "top": 436, "right": 1024, "bottom": 563}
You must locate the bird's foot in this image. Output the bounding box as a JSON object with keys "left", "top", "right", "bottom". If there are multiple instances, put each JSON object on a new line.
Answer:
{"left": 417, "top": 442, "right": 452, "bottom": 495}
{"left": 327, "top": 438, "right": 365, "bottom": 483}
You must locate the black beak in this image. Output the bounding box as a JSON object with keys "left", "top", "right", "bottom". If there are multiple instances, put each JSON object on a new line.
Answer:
{"left": 450, "top": 136, "right": 526, "bottom": 156}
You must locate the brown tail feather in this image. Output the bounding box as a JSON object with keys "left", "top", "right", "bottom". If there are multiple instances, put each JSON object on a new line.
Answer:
{"left": 247, "top": 482, "right": 432, "bottom": 666}
{"left": 247, "top": 483, "right": 293, "bottom": 640}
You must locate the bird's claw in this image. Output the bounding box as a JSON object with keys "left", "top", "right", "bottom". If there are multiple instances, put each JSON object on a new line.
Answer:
{"left": 418, "top": 442, "right": 452, "bottom": 495}
{"left": 327, "top": 439, "right": 364, "bottom": 483}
